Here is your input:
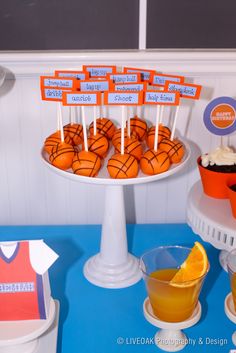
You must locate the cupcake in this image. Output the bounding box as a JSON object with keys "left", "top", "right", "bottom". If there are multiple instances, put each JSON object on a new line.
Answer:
{"left": 227, "top": 182, "right": 236, "bottom": 219}
{"left": 198, "top": 146, "right": 236, "bottom": 199}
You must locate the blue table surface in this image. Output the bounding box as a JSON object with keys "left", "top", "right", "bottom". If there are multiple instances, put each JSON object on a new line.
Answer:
{"left": 0, "top": 224, "right": 234, "bottom": 353}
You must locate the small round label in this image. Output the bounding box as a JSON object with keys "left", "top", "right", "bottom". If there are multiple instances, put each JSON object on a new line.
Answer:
{"left": 203, "top": 97, "right": 236, "bottom": 136}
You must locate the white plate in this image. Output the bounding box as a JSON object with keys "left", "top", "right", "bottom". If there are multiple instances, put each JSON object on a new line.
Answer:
{"left": 41, "top": 140, "right": 191, "bottom": 186}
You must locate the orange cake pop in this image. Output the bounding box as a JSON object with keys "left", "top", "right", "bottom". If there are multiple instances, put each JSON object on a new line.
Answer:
{"left": 159, "top": 139, "right": 185, "bottom": 164}
{"left": 107, "top": 153, "right": 139, "bottom": 179}
{"left": 49, "top": 143, "right": 75, "bottom": 170}
{"left": 115, "top": 138, "right": 143, "bottom": 161}
{"left": 44, "top": 132, "right": 72, "bottom": 154}
{"left": 72, "top": 150, "right": 101, "bottom": 177}
{"left": 146, "top": 125, "right": 171, "bottom": 149}
{"left": 82, "top": 133, "right": 109, "bottom": 158}
{"left": 64, "top": 123, "right": 83, "bottom": 145}
{"left": 89, "top": 118, "right": 116, "bottom": 140}
{"left": 112, "top": 128, "right": 138, "bottom": 147}
{"left": 128, "top": 116, "right": 148, "bottom": 141}
{"left": 140, "top": 149, "right": 170, "bottom": 175}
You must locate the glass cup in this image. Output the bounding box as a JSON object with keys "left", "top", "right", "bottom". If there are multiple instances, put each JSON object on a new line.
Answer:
{"left": 140, "top": 246, "right": 209, "bottom": 323}
{"left": 227, "top": 249, "right": 236, "bottom": 311}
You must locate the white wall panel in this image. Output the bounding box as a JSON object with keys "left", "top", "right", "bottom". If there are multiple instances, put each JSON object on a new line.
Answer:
{"left": 0, "top": 50, "right": 235, "bottom": 225}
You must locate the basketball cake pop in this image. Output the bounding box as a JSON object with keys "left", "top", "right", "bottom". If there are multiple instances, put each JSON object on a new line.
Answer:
{"left": 83, "top": 133, "right": 109, "bottom": 158}
{"left": 146, "top": 125, "right": 171, "bottom": 149}
{"left": 128, "top": 116, "right": 148, "bottom": 141}
{"left": 115, "top": 139, "right": 143, "bottom": 161}
{"left": 44, "top": 131, "right": 72, "bottom": 154}
{"left": 49, "top": 142, "right": 75, "bottom": 170}
{"left": 107, "top": 153, "right": 139, "bottom": 179}
{"left": 140, "top": 149, "right": 170, "bottom": 175}
{"left": 89, "top": 118, "right": 116, "bottom": 140}
{"left": 159, "top": 139, "right": 185, "bottom": 164}
{"left": 112, "top": 128, "right": 138, "bottom": 147}
{"left": 64, "top": 123, "right": 83, "bottom": 145}
{"left": 72, "top": 150, "right": 101, "bottom": 177}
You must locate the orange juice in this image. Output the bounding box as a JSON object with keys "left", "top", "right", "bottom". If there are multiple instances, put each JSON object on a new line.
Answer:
{"left": 230, "top": 273, "right": 236, "bottom": 311}
{"left": 147, "top": 268, "right": 202, "bottom": 322}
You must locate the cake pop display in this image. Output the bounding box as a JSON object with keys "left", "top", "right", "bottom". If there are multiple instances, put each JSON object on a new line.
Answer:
{"left": 83, "top": 133, "right": 109, "bottom": 158}
{"left": 112, "top": 128, "right": 138, "bottom": 147}
{"left": 107, "top": 153, "right": 139, "bottom": 179}
{"left": 159, "top": 138, "right": 185, "bottom": 164}
{"left": 146, "top": 125, "right": 171, "bottom": 149}
{"left": 72, "top": 150, "right": 101, "bottom": 177}
{"left": 115, "top": 138, "right": 143, "bottom": 161}
{"left": 140, "top": 149, "right": 170, "bottom": 175}
{"left": 89, "top": 118, "right": 116, "bottom": 140}
{"left": 128, "top": 116, "right": 148, "bottom": 141}
{"left": 49, "top": 142, "right": 75, "bottom": 170}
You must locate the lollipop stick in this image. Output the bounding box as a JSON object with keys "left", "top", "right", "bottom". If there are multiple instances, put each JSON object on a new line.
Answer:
{"left": 170, "top": 105, "right": 180, "bottom": 141}
{"left": 137, "top": 105, "right": 141, "bottom": 118}
{"left": 127, "top": 106, "right": 131, "bottom": 137}
{"left": 154, "top": 105, "right": 161, "bottom": 152}
{"left": 81, "top": 106, "right": 88, "bottom": 151}
{"left": 69, "top": 106, "right": 75, "bottom": 125}
{"left": 220, "top": 136, "right": 224, "bottom": 147}
{"left": 159, "top": 105, "right": 164, "bottom": 125}
{"left": 57, "top": 102, "right": 64, "bottom": 142}
{"left": 121, "top": 106, "right": 126, "bottom": 155}
{"left": 93, "top": 106, "right": 97, "bottom": 135}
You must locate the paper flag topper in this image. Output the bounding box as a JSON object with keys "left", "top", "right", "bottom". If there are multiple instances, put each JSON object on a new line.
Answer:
{"left": 0, "top": 240, "right": 58, "bottom": 321}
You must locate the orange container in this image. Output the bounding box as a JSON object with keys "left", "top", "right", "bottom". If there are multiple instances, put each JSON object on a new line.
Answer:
{"left": 197, "top": 157, "right": 236, "bottom": 199}
{"left": 227, "top": 182, "right": 236, "bottom": 218}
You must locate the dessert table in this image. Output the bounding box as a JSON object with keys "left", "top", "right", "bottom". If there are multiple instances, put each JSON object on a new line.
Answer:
{"left": 0, "top": 224, "right": 234, "bottom": 353}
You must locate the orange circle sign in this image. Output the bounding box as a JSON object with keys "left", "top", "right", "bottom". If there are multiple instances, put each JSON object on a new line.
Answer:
{"left": 210, "top": 104, "right": 236, "bottom": 129}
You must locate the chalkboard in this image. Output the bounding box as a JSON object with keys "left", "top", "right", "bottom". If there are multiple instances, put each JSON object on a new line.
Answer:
{"left": 147, "top": 0, "right": 236, "bottom": 48}
{"left": 0, "top": 0, "right": 139, "bottom": 50}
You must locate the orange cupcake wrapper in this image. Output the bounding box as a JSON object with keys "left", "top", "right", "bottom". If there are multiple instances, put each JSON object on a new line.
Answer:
{"left": 197, "top": 157, "right": 236, "bottom": 199}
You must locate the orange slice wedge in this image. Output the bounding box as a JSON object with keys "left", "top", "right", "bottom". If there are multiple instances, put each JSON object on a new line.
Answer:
{"left": 170, "top": 242, "right": 208, "bottom": 287}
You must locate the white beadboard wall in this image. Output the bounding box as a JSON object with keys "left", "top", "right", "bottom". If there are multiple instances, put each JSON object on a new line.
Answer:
{"left": 0, "top": 50, "right": 235, "bottom": 225}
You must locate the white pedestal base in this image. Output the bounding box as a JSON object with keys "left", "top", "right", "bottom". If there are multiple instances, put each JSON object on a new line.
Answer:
{"left": 224, "top": 293, "right": 236, "bottom": 346}
{"left": 83, "top": 185, "right": 142, "bottom": 289}
{"left": 143, "top": 298, "right": 201, "bottom": 352}
{"left": 0, "top": 299, "right": 59, "bottom": 353}
{"left": 84, "top": 253, "right": 142, "bottom": 288}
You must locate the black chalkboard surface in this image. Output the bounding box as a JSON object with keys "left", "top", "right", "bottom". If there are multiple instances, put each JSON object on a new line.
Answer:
{"left": 0, "top": 0, "right": 139, "bottom": 50}
{"left": 147, "top": 0, "right": 236, "bottom": 48}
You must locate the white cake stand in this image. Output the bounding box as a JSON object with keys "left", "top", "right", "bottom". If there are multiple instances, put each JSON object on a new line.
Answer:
{"left": 0, "top": 299, "right": 58, "bottom": 353}
{"left": 143, "top": 298, "right": 201, "bottom": 352}
{"left": 225, "top": 293, "right": 236, "bottom": 345}
{"left": 187, "top": 181, "right": 236, "bottom": 271}
{"left": 41, "top": 141, "right": 190, "bottom": 289}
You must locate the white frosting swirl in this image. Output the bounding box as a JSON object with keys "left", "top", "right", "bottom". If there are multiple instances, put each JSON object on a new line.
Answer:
{"left": 201, "top": 146, "right": 236, "bottom": 167}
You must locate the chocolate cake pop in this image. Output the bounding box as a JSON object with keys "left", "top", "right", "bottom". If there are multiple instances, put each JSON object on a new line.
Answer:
{"left": 44, "top": 132, "right": 72, "bottom": 154}
{"left": 72, "top": 150, "right": 101, "bottom": 177}
{"left": 49, "top": 143, "right": 75, "bottom": 170}
{"left": 64, "top": 123, "right": 83, "bottom": 145}
{"left": 115, "top": 138, "right": 143, "bottom": 161}
{"left": 112, "top": 128, "right": 138, "bottom": 147}
{"left": 159, "top": 139, "right": 185, "bottom": 164}
{"left": 83, "top": 133, "right": 109, "bottom": 158}
{"left": 89, "top": 118, "right": 116, "bottom": 140}
{"left": 140, "top": 149, "right": 170, "bottom": 175}
{"left": 107, "top": 153, "right": 139, "bottom": 179}
{"left": 146, "top": 125, "right": 171, "bottom": 149}
{"left": 128, "top": 116, "right": 148, "bottom": 141}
